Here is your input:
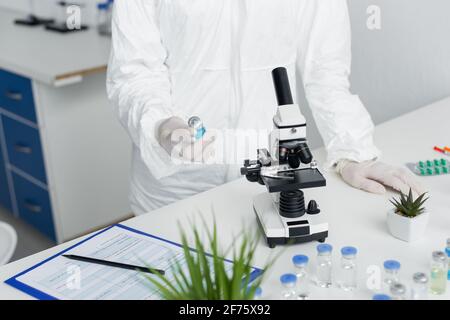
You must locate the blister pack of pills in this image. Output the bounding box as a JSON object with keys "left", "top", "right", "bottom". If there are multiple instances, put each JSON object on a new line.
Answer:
{"left": 407, "top": 159, "right": 450, "bottom": 176}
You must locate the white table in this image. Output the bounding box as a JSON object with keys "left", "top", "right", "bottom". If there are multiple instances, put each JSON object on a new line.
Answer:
{"left": 0, "top": 97, "right": 449, "bottom": 300}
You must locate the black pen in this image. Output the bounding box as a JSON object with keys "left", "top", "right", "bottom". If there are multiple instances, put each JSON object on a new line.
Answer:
{"left": 62, "top": 254, "right": 165, "bottom": 275}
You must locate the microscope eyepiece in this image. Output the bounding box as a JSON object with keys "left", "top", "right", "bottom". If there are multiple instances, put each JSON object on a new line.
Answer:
{"left": 272, "top": 67, "right": 294, "bottom": 106}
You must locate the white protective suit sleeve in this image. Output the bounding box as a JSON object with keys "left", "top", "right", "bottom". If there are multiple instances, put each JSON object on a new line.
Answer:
{"left": 298, "top": 0, "right": 381, "bottom": 168}
{"left": 106, "top": 0, "right": 185, "bottom": 179}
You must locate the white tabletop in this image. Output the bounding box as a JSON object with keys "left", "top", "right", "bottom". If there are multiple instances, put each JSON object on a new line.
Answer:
{"left": 0, "top": 97, "right": 449, "bottom": 300}
{"left": 0, "top": 9, "right": 110, "bottom": 85}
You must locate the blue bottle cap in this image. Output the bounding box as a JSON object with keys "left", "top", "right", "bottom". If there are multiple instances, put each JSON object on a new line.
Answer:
{"left": 97, "top": 3, "right": 109, "bottom": 10}
{"left": 292, "top": 254, "right": 309, "bottom": 266}
{"left": 317, "top": 243, "right": 333, "bottom": 254}
{"left": 372, "top": 294, "right": 391, "bottom": 300}
{"left": 383, "top": 260, "right": 401, "bottom": 270}
{"left": 341, "top": 246, "right": 357, "bottom": 256}
{"left": 280, "top": 273, "right": 297, "bottom": 285}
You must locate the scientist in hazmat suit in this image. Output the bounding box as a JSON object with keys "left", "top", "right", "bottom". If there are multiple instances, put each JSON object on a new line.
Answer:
{"left": 107, "top": 0, "right": 423, "bottom": 215}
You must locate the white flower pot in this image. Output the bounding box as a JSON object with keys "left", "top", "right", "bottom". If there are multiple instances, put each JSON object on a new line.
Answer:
{"left": 386, "top": 209, "right": 429, "bottom": 242}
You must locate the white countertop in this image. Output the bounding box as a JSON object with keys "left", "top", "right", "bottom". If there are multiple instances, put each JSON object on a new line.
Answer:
{"left": 0, "top": 9, "right": 110, "bottom": 86}
{"left": 0, "top": 97, "right": 449, "bottom": 300}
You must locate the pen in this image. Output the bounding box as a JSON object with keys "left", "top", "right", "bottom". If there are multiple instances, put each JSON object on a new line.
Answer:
{"left": 63, "top": 254, "right": 165, "bottom": 275}
{"left": 434, "top": 146, "right": 449, "bottom": 155}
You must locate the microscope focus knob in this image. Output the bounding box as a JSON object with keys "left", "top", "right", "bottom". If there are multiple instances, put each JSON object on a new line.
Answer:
{"left": 307, "top": 200, "right": 321, "bottom": 215}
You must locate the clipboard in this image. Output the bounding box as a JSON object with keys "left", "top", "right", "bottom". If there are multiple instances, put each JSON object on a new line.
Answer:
{"left": 5, "top": 224, "right": 263, "bottom": 300}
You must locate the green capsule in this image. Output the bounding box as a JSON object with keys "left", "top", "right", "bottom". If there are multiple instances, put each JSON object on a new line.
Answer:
{"left": 419, "top": 168, "right": 426, "bottom": 176}
{"left": 427, "top": 168, "right": 433, "bottom": 175}
{"left": 443, "top": 167, "right": 449, "bottom": 174}
{"left": 426, "top": 160, "right": 433, "bottom": 167}
{"left": 434, "top": 159, "right": 440, "bottom": 166}
{"left": 441, "top": 159, "right": 447, "bottom": 166}
{"left": 435, "top": 167, "right": 441, "bottom": 175}
{"left": 419, "top": 161, "right": 425, "bottom": 168}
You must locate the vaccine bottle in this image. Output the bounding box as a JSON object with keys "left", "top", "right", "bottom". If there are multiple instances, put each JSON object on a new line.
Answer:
{"left": 253, "top": 287, "right": 262, "bottom": 300}
{"left": 411, "top": 272, "right": 428, "bottom": 300}
{"left": 316, "top": 244, "right": 333, "bottom": 288}
{"left": 430, "top": 251, "right": 447, "bottom": 295}
{"left": 383, "top": 260, "right": 401, "bottom": 292}
{"left": 390, "top": 282, "right": 407, "bottom": 300}
{"left": 372, "top": 294, "right": 391, "bottom": 300}
{"left": 280, "top": 274, "right": 297, "bottom": 300}
{"left": 337, "top": 246, "right": 358, "bottom": 291}
{"left": 446, "top": 238, "right": 450, "bottom": 280}
{"left": 292, "top": 255, "right": 309, "bottom": 300}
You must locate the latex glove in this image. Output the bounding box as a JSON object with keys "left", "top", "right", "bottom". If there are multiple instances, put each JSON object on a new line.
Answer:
{"left": 337, "top": 160, "right": 425, "bottom": 196}
{"left": 157, "top": 116, "right": 216, "bottom": 163}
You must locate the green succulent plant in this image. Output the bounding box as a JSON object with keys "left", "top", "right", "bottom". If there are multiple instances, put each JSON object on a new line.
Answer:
{"left": 142, "top": 218, "right": 275, "bottom": 300}
{"left": 390, "top": 189, "right": 428, "bottom": 218}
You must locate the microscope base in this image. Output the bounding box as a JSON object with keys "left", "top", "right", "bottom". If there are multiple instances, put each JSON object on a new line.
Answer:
{"left": 253, "top": 193, "right": 329, "bottom": 248}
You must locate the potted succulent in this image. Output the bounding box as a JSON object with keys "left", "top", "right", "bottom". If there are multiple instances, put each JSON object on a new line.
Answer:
{"left": 387, "top": 189, "right": 429, "bottom": 242}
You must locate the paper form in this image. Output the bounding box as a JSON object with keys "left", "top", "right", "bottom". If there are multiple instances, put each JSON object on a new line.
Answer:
{"left": 12, "top": 225, "right": 249, "bottom": 300}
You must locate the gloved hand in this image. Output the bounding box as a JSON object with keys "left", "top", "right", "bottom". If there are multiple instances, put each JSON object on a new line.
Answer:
{"left": 157, "top": 116, "right": 216, "bottom": 163}
{"left": 337, "top": 160, "right": 425, "bottom": 195}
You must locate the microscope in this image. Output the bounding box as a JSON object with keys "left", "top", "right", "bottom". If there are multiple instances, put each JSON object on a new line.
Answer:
{"left": 241, "top": 67, "right": 328, "bottom": 248}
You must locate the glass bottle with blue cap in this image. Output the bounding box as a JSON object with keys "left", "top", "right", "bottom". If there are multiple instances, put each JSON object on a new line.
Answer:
{"left": 280, "top": 273, "right": 297, "bottom": 300}
{"left": 292, "top": 255, "right": 309, "bottom": 299}
{"left": 383, "top": 260, "right": 401, "bottom": 293}
{"left": 337, "top": 246, "right": 358, "bottom": 291}
{"left": 372, "top": 293, "right": 391, "bottom": 300}
{"left": 316, "top": 244, "right": 333, "bottom": 288}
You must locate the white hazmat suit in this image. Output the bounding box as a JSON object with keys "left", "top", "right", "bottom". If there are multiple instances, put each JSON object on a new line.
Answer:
{"left": 107, "top": 0, "right": 422, "bottom": 215}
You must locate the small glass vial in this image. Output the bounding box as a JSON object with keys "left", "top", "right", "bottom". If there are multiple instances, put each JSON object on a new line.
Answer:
{"left": 253, "top": 287, "right": 262, "bottom": 300}
{"left": 188, "top": 116, "right": 206, "bottom": 141}
{"left": 383, "top": 260, "right": 401, "bottom": 293}
{"left": 430, "top": 251, "right": 447, "bottom": 295}
{"left": 292, "top": 255, "right": 309, "bottom": 300}
{"left": 316, "top": 244, "right": 333, "bottom": 288}
{"left": 446, "top": 238, "right": 450, "bottom": 280}
{"left": 372, "top": 294, "right": 391, "bottom": 300}
{"left": 280, "top": 274, "right": 297, "bottom": 300}
{"left": 337, "top": 246, "right": 358, "bottom": 291}
{"left": 390, "top": 282, "right": 407, "bottom": 300}
{"left": 411, "top": 272, "right": 428, "bottom": 300}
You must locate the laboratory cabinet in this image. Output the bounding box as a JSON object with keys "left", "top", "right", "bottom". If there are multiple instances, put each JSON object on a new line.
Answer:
{"left": 0, "top": 67, "right": 131, "bottom": 243}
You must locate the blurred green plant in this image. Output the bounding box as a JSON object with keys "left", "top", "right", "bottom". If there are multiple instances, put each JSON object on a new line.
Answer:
{"left": 143, "top": 219, "right": 274, "bottom": 300}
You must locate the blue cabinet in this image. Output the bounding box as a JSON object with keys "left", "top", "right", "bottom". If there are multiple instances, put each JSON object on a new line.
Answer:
{"left": 2, "top": 116, "right": 47, "bottom": 183}
{"left": 0, "top": 69, "right": 37, "bottom": 123}
{"left": 12, "top": 173, "right": 55, "bottom": 241}
{"left": 0, "top": 68, "right": 55, "bottom": 241}
{"left": 0, "top": 132, "right": 12, "bottom": 212}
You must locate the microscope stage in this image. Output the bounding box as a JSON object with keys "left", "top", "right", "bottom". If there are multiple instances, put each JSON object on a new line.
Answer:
{"left": 262, "top": 168, "right": 326, "bottom": 193}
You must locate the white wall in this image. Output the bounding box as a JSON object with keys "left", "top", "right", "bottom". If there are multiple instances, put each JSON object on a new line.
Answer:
{"left": 301, "top": 0, "right": 450, "bottom": 148}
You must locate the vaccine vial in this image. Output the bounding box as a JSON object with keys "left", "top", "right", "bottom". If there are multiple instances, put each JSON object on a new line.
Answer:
{"left": 383, "top": 260, "right": 401, "bottom": 292}
{"left": 411, "top": 272, "right": 428, "bottom": 300}
{"left": 446, "top": 238, "right": 450, "bottom": 280}
{"left": 188, "top": 116, "right": 206, "bottom": 141}
{"left": 280, "top": 274, "right": 297, "bottom": 300}
{"left": 337, "top": 246, "right": 358, "bottom": 291}
{"left": 292, "top": 255, "right": 309, "bottom": 300}
{"left": 316, "top": 244, "right": 333, "bottom": 288}
{"left": 253, "top": 287, "right": 262, "bottom": 300}
{"left": 430, "top": 251, "right": 447, "bottom": 295}
{"left": 372, "top": 294, "right": 391, "bottom": 300}
{"left": 390, "top": 282, "right": 407, "bottom": 300}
